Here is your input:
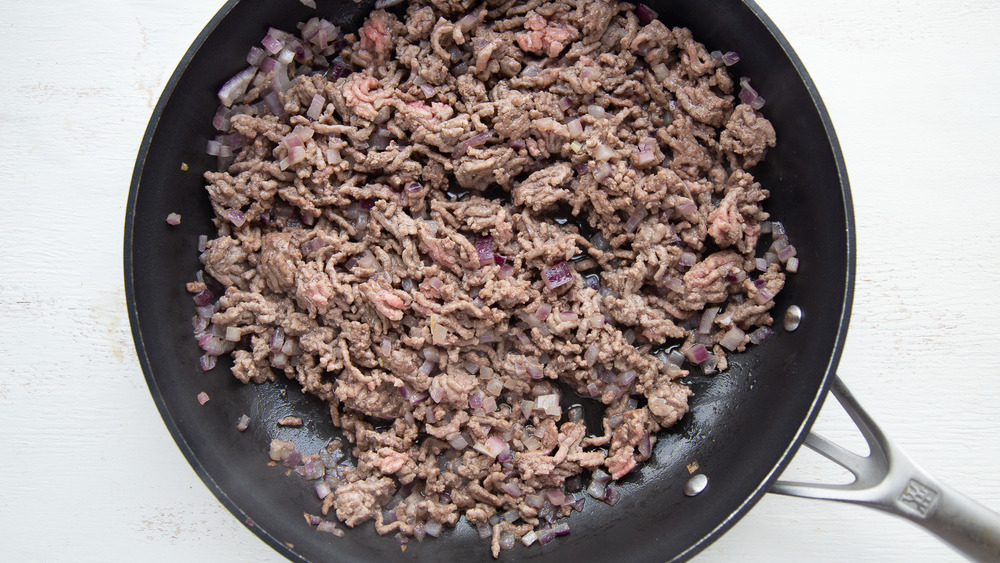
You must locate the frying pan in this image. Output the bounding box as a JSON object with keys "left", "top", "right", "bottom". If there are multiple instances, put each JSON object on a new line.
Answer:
{"left": 123, "top": 0, "right": 1000, "bottom": 560}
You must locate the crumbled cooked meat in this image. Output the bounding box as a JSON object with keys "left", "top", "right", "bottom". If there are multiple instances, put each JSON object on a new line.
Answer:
{"left": 278, "top": 416, "right": 304, "bottom": 427}
{"left": 191, "top": 0, "right": 795, "bottom": 554}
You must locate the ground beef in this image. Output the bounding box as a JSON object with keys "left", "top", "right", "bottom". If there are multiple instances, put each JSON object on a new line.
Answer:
{"left": 189, "top": 0, "right": 797, "bottom": 555}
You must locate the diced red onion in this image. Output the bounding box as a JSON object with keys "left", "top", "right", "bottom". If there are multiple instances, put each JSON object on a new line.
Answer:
{"left": 594, "top": 143, "right": 615, "bottom": 161}
{"left": 635, "top": 147, "right": 658, "bottom": 166}
{"left": 739, "top": 77, "right": 766, "bottom": 110}
{"left": 720, "top": 327, "right": 746, "bottom": 351}
{"left": 685, "top": 343, "right": 709, "bottom": 364}
{"left": 190, "top": 290, "right": 213, "bottom": 309}
{"left": 584, "top": 342, "right": 600, "bottom": 366}
{"left": 543, "top": 262, "right": 573, "bottom": 290}
{"left": 266, "top": 328, "right": 284, "bottom": 354}
{"left": 521, "top": 530, "right": 538, "bottom": 546}
{"left": 676, "top": 199, "right": 699, "bottom": 217}
{"left": 586, "top": 480, "right": 606, "bottom": 499}
{"left": 534, "top": 394, "right": 560, "bottom": 414}
{"left": 315, "top": 480, "right": 333, "bottom": 500}
{"left": 282, "top": 449, "right": 302, "bottom": 468}
{"left": 593, "top": 160, "right": 612, "bottom": 182}
{"left": 262, "top": 89, "right": 284, "bottom": 119}
{"left": 496, "top": 447, "right": 513, "bottom": 464}
{"left": 786, "top": 256, "right": 800, "bottom": 273}
{"left": 475, "top": 236, "right": 494, "bottom": 266}
{"left": 498, "top": 531, "right": 518, "bottom": 551}
{"left": 618, "top": 370, "right": 637, "bottom": 387}
{"left": 225, "top": 326, "right": 242, "bottom": 342}
{"left": 374, "top": 0, "right": 404, "bottom": 8}
{"left": 261, "top": 29, "right": 285, "bottom": 54}
{"left": 679, "top": 251, "right": 697, "bottom": 269}
{"left": 591, "top": 468, "right": 611, "bottom": 485}
{"left": 525, "top": 494, "right": 545, "bottom": 509}
{"left": 725, "top": 270, "right": 747, "bottom": 284}
{"left": 197, "top": 235, "right": 208, "bottom": 252}
{"left": 482, "top": 395, "right": 498, "bottom": 414}
{"left": 272, "top": 59, "right": 292, "bottom": 93}
{"left": 199, "top": 354, "right": 217, "bottom": 371}
{"left": 260, "top": 56, "right": 277, "bottom": 73}
{"left": 197, "top": 391, "right": 210, "bottom": 405}
{"left": 558, "top": 311, "right": 578, "bottom": 323}
{"left": 698, "top": 307, "right": 718, "bottom": 334}
{"left": 198, "top": 334, "right": 226, "bottom": 356}
{"left": 748, "top": 325, "right": 774, "bottom": 345}
{"left": 206, "top": 139, "right": 221, "bottom": 156}
{"left": 317, "top": 520, "right": 344, "bottom": 536}
{"left": 272, "top": 352, "right": 288, "bottom": 369}
{"left": 603, "top": 485, "right": 621, "bottom": 506}
{"left": 246, "top": 46, "right": 266, "bottom": 66}
{"left": 226, "top": 209, "right": 246, "bottom": 227}
{"left": 447, "top": 431, "right": 469, "bottom": 450}
{"left": 638, "top": 432, "right": 652, "bottom": 457}
{"left": 624, "top": 207, "right": 648, "bottom": 233}
{"left": 305, "top": 94, "right": 324, "bottom": 120}
{"left": 218, "top": 66, "right": 257, "bottom": 107}
{"left": 473, "top": 435, "right": 508, "bottom": 458}
{"left": 469, "top": 392, "right": 483, "bottom": 410}
{"left": 588, "top": 104, "right": 606, "bottom": 119}
{"left": 754, "top": 288, "right": 775, "bottom": 305}
{"left": 545, "top": 489, "right": 568, "bottom": 506}
{"left": 721, "top": 51, "right": 740, "bottom": 66}
{"left": 195, "top": 302, "right": 218, "bottom": 319}
{"left": 425, "top": 521, "right": 444, "bottom": 538}
{"left": 508, "top": 138, "right": 526, "bottom": 150}
{"left": 325, "top": 58, "right": 352, "bottom": 81}
{"left": 236, "top": 414, "right": 250, "bottom": 432}
{"left": 636, "top": 3, "right": 658, "bottom": 25}
{"left": 537, "top": 527, "right": 558, "bottom": 546}
{"left": 493, "top": 254, "right": 507, "bottom": 267}
{"left": 567, "top": 118, "right": 583, "bottom": 138}
{"left": 778, "top": 244, "right": 797, "bottom": 262}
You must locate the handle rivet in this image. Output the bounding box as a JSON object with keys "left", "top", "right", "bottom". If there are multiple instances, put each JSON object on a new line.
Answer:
{"left": 784, "top": 305, "right": 803, "bottom": 332}
{"left": 685, "top": 473, "right": 709, "bottom": 496}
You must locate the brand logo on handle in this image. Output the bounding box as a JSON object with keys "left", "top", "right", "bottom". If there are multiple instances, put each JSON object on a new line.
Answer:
{"left": 898, "top": 479, "right": 939, "bottom": 517}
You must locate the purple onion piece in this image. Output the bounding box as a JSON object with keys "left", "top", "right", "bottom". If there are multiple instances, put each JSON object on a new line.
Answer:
{"left": 542, "top": 262, "right": 573, "bottom": 290}
{"left": 537, "top": 527, "right": 558, "bottom": 545}
{"left": 283, "top": 450, "right": 302, "bottom": 468}
{"left": 199, "top": 354, "right": 217, "bottom": 371}
{"left": 193, "top": 289, "right": 214, "bottom": 307}
{"left": 685, "top": 343, "right": 709, "bottom": 364}
{"left": 475, "top": 236, "right": 494, "bottom": 266}
{"left": 636, "top": 3, "right": 658, "bottom": 25}
{"left": 603, "top": 485, "right": 621, "bottom": 506}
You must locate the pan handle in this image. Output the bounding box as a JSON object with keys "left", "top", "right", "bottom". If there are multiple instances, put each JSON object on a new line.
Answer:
{"left": 771, "top": 375, "right": 1000, "bottom": 562}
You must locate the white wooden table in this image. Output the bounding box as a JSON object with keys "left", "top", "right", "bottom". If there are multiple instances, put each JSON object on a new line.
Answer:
{"left": 2, "top": 1, "right": 998, "bottom": 561}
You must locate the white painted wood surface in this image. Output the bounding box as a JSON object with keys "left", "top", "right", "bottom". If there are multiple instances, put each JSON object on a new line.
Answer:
{"left": 1, "top": 1, "right": 998, "bottom": 561}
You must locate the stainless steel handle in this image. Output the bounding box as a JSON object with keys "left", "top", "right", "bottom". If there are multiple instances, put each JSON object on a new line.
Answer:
{"left": 771, "top": 375, "right": 1000, "bottom": 562}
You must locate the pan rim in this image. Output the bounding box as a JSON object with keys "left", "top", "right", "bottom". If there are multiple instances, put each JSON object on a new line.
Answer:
{"left": 123, "top": 0, "right": 305, "bottom": 560}
{"left": 123, "top": 0, "right": 857, "bottom": 561}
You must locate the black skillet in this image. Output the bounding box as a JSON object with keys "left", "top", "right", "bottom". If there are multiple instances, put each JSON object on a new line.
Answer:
{"left": 124, "top": 0, "right": 1000, "bottom": 560}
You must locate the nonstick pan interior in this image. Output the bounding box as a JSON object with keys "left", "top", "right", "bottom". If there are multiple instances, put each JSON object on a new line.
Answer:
{"left": 125, "top": 0, "right": 854, "bottom": 560}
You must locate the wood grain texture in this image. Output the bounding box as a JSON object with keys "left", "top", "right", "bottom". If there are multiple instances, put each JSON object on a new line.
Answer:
{"left": 1, "top": 1, "right": 997, "bottom": 561}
